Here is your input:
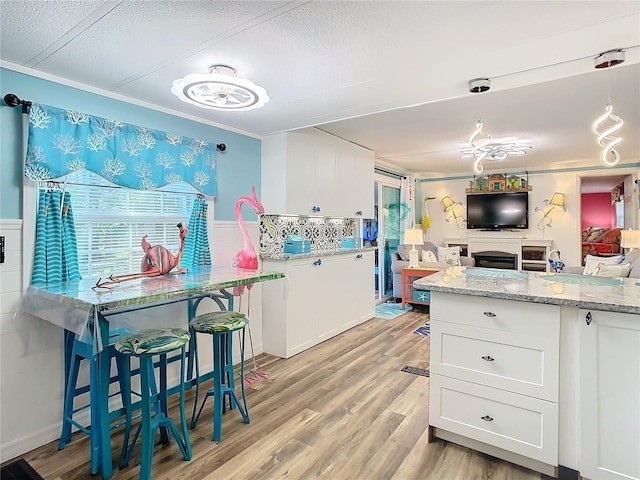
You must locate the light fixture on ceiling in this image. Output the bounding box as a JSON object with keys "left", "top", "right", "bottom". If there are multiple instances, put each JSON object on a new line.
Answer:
{"left": 592, "top": 49, "right": 624, "bottom": 167}
{"left": 171, "top": 65, "right": 269, "bottom": 112}
{"left": 460, "top": 142, "right": 532, "bottom": 161}
{"left": 468, "top": 119, "right": 493, "bottom": 174}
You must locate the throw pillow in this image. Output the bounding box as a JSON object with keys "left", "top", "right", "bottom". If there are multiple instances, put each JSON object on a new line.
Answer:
{"left": 437, "top": 246, "right": 461, "bottom": 266}
{"left": 584, "top": 227, "right": 608, "bottom": 243}
{"left": 600, "top": 228, "right": 622, "bottom": 244}
{"left": 582, "top": 254, "right": 623, "bottom": 276}
{"left": 422, "top": 250, "right": 438, "bottom": 263}
{"left": 596, "top": 262, "right": 631, "bottom": 278}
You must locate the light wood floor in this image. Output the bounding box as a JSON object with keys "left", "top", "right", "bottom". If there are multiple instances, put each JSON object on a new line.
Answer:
{"left": 15, "top": 308, "right": 547, "bottom": 480}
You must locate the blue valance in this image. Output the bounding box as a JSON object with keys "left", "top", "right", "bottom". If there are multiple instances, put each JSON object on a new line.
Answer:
{"left": 26, "top": 103, "right": 217, "bottom": 196}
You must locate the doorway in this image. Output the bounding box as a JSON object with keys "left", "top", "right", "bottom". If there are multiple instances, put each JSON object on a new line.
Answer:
{"left": 372, "top": 175, "right": 401, "bottom": 303}
{"left": 579, "top": 173, "right": 632, "bottom": 263}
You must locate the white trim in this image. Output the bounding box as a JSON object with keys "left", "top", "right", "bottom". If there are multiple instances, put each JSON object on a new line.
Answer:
{"left": 0, "top": 220, "right": 23, "bottom": 229}
{"left": 0, "top": 61, "right": 262, "bottom": 139}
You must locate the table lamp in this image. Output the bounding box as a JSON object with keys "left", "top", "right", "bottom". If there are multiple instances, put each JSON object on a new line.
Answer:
{"left": 403, "top": 228, "right": 424, "bottom": 269}
{"left": 621, "top": 229, "right": 640, "bottom": 252}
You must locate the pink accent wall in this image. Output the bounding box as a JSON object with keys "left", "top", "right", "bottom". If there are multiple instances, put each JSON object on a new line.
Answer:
{"left": 581, "top": 193, "right": 615, "bottom": 230}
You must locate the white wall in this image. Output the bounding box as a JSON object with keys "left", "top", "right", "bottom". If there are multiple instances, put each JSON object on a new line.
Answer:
{"left": 420, "top": 171, "right": 592, "bottom": 267}
{"left": 0, "top": 220, "right": 262, "bottom": 463}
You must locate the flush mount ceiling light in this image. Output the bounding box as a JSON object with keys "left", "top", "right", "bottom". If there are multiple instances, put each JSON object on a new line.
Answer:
{"left": 460, "top": 142, "right": 532, "bottom": 161}
{"left": 592, "top": 49, "right": 624, "bottom": 167}
{"left": 171, "top": 65, "right": 269, "bottom": 112}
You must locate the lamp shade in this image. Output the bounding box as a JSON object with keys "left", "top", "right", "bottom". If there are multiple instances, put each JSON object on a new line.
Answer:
{"left": 403, "top": 229, "right": 423, "bottom": 246}
{"left": 621, "top": 230, "right": 640, "bottom": 249}
{"left": 548, "top": 192, "right": 565, "bottom": 210}
{"left": 442, "top": 196, "right": 456, "bottom": 212}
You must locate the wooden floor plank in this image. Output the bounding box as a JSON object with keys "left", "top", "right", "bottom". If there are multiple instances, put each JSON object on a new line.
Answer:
{"left": 14, "top": 309, "right": 546, "bottom": 480}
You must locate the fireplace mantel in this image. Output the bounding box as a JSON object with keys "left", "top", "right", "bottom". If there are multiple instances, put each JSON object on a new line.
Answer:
{"left": 444, "top": 235, "right": 552, "bottom": 272}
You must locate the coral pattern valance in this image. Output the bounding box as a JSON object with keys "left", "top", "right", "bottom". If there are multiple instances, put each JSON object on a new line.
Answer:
{"left": 26, "top": 103, "right": 217, "bottom": 195}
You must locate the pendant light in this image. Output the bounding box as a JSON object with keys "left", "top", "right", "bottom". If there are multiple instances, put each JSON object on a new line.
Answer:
{"left": 592, "top": 50, "right": 624, "bottom": 167}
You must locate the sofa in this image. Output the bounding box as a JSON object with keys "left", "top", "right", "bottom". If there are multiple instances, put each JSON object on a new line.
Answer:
{"left": 581, "top": 227, "right": 621, "bottom": 262}
{"left": 564, "top": 248, "right": 640, "bottom": 278}
{"left": 390, "top": 241, "right": 475, "bottom": 298}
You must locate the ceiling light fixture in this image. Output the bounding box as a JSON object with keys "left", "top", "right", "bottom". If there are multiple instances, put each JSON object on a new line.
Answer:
{"left": 171, "top": 65, "right": 269, "bottom": 112}
{"left": 468, "top": 119, "right": 493, "bottom": 174}
{"left": 460, "top": 142, "right": 532, "bottom": 161}
{"left": 592, "top": 49, "right": 624, "bottom": 167}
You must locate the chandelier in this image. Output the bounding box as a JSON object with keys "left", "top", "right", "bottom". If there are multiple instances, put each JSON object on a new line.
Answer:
{"left": 460, "top": 142, "right": 532, "bottom": 161}
{"left": 591, "top": 49, "right": 624, "bottom": 166}
{"left": 172, "top": 65, "right": 269, "bottom": 112}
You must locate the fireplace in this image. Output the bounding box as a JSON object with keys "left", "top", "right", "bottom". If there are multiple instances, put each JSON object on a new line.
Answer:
{"left": 472, "top": 251, "right": 518, "bottom": 270}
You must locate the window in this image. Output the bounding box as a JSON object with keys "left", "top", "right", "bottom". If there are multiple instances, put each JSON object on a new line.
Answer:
{"left": 65, "top": 171, "right": 197, "bottom": 279}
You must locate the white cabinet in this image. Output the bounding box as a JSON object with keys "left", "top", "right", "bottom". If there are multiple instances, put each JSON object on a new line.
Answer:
{"left": 579, "top": 309, "right": 640, "bottom": 480}
{"left": 261, "top": 128, "right": 374, "bottom": 218}
{"left": 262, "top": 251, "right": 375, "bottom": 358}
{"left": 429, "top": 292, "right": 560, "bottom": 470}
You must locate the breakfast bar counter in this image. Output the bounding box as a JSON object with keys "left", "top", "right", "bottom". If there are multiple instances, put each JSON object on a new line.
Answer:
{"left": 413, "top": 266, "right": 640, "bottom": 314}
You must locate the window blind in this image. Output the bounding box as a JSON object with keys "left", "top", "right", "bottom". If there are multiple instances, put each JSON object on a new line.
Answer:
{"left": 65, "top": 171, "right": 197, "bottom": 278}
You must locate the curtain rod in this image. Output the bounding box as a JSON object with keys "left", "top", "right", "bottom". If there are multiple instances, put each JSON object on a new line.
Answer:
{"left": 3, "top": 93, "right": 31, "bottom": 113}
{"left": 2, "top": 92, "right": 227, "bottom": 152}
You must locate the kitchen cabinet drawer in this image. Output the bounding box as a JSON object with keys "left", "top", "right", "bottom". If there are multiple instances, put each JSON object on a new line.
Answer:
{"left": 430, "top": 375, "right": 558, "bottom": 466}
{"left": 430, "top": 292, "right": 560, "bottom": 336}
{"left": 431, "top": 320, "right": 559, "bottom": 401}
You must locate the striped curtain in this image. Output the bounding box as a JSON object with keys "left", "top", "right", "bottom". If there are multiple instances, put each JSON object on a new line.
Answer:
{"left": 181, "top": 196, "right": 211, "bottom": 268}
{"left": 31, "top": 189, "right": 81, "bottom": 285}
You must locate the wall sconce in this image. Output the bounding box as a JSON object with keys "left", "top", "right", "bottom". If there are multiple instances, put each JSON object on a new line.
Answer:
{"left": 442, "top": 196, "right": 465, "bottom": 228}
{"left": 621, "top": 229, "right": 640, "bottom": 252}
{"left": 536, "top": 192, "right": 566, "bottom": 230}
{"left": 403, "top": 228, "right": 424, "bottom": 268}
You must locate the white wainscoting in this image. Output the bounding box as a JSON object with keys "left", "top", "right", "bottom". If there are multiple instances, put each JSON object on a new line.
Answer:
{"left": 0, "top": 219, "right": 262, "bottom": 463}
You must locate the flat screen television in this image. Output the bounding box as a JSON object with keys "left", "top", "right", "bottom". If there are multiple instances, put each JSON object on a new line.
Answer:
{"left": 466, "top": 192, "right": 529, "bottom": 230}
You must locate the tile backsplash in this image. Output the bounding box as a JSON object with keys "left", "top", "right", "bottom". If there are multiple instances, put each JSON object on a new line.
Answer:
{"left": 259, "top": 215, "right": 357, "bottom": 257}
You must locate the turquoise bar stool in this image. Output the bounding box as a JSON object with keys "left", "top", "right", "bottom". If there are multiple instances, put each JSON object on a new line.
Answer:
{"left": 58, "top": 327, "right": 159, "bottom": 475}
{"left": 189, "top": 311, "right": 250, "bottom": 441}
{"left": 115, "top": 328, "right": 192, "bottom": 480}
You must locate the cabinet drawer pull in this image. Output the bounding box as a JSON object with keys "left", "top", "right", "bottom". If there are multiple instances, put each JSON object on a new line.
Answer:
{"left": 356, "top": 254, "right": 363, "bottom": 260}
{"left": 585, "top": 311, "right": 592, "bottom": 326}
{"left": 355, "top": 210, "right": 363, "bottom": 216}
{"left": 311, "top": 206, "right": 321, "bottom": 213}
{"left": 481, "top": 415, "right": 494, "bottom": 422}
{"left": 483, "top": 312, "right": 496, "bottom": 317}
{"left": 481, "top": 355, "right": 495, "bottom": 362}
{"left": 313, "top": 259, "right": 322, "bottom": 266}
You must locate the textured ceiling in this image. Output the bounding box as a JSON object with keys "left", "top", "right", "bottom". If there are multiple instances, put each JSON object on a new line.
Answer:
{"left": 1, "top": 0, "right": 639, "bottom": 182}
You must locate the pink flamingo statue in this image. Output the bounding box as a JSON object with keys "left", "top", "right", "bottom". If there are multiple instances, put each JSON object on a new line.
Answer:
{"left": 231, "top": 185, "right": 264, "bottom": 296}
{"left": 231, "top": 185, "right": 267, "bottom": 383}
{"left": 93, "top": 223, "right": 189, "bottom": 290}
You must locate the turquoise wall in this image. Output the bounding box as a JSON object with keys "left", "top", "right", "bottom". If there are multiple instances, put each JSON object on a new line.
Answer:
{"left": 0, "top": 68, "right": 261, "bottom": 221}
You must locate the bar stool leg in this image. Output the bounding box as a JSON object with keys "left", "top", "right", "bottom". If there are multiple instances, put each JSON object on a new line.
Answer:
{"left": 212, "top": 333, "right": 224, "bottom": 442}
{"left": 139, "top": 356, "right": 155, "bottom": 480}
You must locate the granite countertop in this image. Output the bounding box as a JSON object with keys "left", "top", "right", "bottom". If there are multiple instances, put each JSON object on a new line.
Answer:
{"left": 413, "top": 266, "right": 640, "bottom": 315}
{"left": 261, "top": 246, "right": 378, "bottom": 261}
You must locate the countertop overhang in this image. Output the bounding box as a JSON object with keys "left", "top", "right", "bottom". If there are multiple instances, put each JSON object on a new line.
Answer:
{"left": 414, "top": 267, "right": 640, "bottom": 315}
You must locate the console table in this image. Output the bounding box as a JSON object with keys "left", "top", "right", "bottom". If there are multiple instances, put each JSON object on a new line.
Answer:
{"left": 401, "top": 267, "right": 440, "bottom": 309}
